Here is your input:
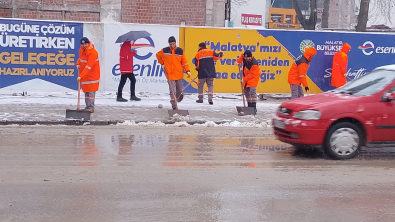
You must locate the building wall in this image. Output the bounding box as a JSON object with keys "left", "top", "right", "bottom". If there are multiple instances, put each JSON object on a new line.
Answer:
{"left": 0, "top": 0, "right": 101, "bottom": 22}
{"left": 327, "top": 0, "right": 356, "bottom": 29}
{"left": 231, "top": 0, "right": 266, "bottom": 28}
{"left": 121, "top": 0, "right": 206, "bottom": 26}
{"left": 0, "top": 0, "right": 212, "bottom": 25}
{"left": 206, "top": 0, "right": 226, "bottom": 27}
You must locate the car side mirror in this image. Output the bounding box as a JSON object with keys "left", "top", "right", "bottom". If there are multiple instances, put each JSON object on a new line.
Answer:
{"left": 385, "top": 92, "right": 395, "bottom": 101}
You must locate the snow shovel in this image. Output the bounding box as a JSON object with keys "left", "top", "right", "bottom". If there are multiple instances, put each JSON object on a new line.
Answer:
{"left": 236, "top": 65, "right": 256, "bottom": 116}
{"left": 165, "top": 71, "right": 189, "bottom": 117}
{"left": 65, "top": 79, "right": 91, "bottom": 121}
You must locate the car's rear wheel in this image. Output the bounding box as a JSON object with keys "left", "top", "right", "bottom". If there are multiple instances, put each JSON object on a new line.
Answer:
{"left": 324, "top": 122, "right": 362, "bottom": 160}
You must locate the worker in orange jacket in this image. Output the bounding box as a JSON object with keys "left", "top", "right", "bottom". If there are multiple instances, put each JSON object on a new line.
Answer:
{"left": 287, "top": 47, "right": 317, "bottom": 99}
{"left": 156, "top": 36, "right": 191, "bottom": 110}
{"left": 236, "top": 50, "right": 261, "bottom": 112}
{"left": 76, "top": 37, "right": 100, "bottom": 113}
{"left": 331, "top": 43, "right": 351, "bottom": 88}
{"left": 194, "top": 42, "right": 223, "bottom": 105}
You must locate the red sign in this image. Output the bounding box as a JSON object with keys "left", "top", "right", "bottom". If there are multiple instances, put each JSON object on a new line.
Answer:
{"left": 241, "top": 14, "right": 263, "bottom": 26}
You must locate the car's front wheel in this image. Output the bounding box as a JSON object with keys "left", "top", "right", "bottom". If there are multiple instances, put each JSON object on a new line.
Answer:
{"left": 324, "top": 122, "right": 363, "bottom": 160}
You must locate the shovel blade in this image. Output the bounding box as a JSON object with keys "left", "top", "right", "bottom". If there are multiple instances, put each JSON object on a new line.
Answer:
{"left": 65, "top": 109, "right": 91, "bottom": 121}
{"left": 168, "top": 109, "right": 189, "bottom": 117}
{"left": 236, "top": 106, "right": 256, "bottom": 116}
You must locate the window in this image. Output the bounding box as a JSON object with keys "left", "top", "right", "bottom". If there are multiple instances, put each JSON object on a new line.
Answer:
{"left": 271, "top": 14, "right": 283, "bottom": 23}
{"left": 285, "top": 15, "right": 293, "bottom": 23}
{"left": 333, "top": 69, "right": 395, "bottom": 96}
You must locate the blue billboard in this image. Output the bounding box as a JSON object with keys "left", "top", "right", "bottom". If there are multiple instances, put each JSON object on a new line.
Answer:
{"left": 0, "top": 18, "right": 83, "bottom": 90}
{"left": 258, "top": 29, "right": 395, "bottom": 92}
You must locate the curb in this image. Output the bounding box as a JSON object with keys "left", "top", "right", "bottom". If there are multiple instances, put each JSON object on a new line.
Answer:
{"left": 0, "top": 120, "right": 241, "bottom": 126}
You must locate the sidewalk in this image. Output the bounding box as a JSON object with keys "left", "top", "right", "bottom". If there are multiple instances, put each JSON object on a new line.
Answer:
{"left": 0, "top": 92, "right": 287, "bottom": 127}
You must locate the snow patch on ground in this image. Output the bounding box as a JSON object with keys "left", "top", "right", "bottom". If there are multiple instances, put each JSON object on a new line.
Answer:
{"left": 117, "top": 120, "right": 273, "bottom": 128}
{"left": 0, "top": 91, "right": 283, "bottom": 126}
{"left": 169, "top": 114, "right": 192, "bottom": 122}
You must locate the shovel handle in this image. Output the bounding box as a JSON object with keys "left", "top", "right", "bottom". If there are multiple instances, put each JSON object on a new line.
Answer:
{"left": 186, "top": 77, "right": 209, "bottom": 93}
{"left": 238, "top": 65, "right": 246, "bottom": 107}
{"left": 77, "top": 68, "right": 81, "bottom": 110}
{"left": 183, "top": 76, "right": 198, "bottom": 89}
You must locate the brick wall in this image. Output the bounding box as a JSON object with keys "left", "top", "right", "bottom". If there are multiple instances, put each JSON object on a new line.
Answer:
{"left": 0, "top": 0, "right": 100, "bottom": 22}
{"left": 121, "top": 0, "right": 206, "bottom": 26}
{"left": 65, "top": 11, "right": 100, "bottom": 22}
{"left": 0, "top": 8, "right": 12, "bottom": 18}
{"left": 1, "top": 0, "right": 209, "bottom": 25}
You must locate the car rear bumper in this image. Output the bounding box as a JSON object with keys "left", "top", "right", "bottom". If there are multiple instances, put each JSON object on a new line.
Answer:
{"left": 272, "top": 116, "right": 327, "bottom": 145}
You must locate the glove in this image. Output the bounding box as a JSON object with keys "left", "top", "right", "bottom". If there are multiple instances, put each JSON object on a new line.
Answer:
{"left": 305, "top": 86, "right": 309, "bottom": 92}
{"left": 77, "top": 77, "right": 81, "bottom": 82}
{"left": 186, "top": 71, "right": 191, "bottom": 78}
{"left": 218, "top": 52, "right": 224, "bottom": 58}
{"left": 195, "top": 67, "right": 199, "bottom": 71}
{"left": 344, "top": 74, "right": 347, "bottom": 77}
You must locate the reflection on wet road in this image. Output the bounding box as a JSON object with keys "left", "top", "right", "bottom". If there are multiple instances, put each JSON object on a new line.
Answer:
{"left": 1, "top": 126, "right": 395, "bottom": 222}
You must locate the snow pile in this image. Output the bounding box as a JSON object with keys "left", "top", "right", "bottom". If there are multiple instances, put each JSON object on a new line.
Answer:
{"left": 117, "top": 120, "right": 166, "bottom": 127}
{"left": 192, "top": 121, "right": 217, "bottom": 127}
{"left": 219, "top": 120, "right": 272, "bottom": 128}
{"left": 117, "top": 119, "right": 272, "bottom": 128}
{"left": 192, "top": 120, "right": 273, "bottom": 128}
{"left": 169, "top": 113, "right": 192, "bottom": 122}
{"left": 137, "top": 121, "right": 166, "bottom": 127}
{"left": 171, "top": 121, "right": 189, "bottom": 127}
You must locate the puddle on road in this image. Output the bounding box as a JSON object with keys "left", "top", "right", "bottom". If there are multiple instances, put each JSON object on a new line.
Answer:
{"left": 0, "top": 134, "right": 295, "bottom": 167}
{"left": 2, "top": 133, "right": 395, "bottom": 167}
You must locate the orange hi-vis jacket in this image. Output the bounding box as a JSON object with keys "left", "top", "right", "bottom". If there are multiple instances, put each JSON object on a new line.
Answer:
{"left": 237, "top": 53, "right": 261, "bottom": 88}
{"left": 194, "top": 48, "right": 221, "bottom": 79}
{"left": 76, "top": 41, "right": 100, "bottom": 92}
{"left": 156, "top": 46, "right": 190, "bottom": 81}
{"left": 287, "top": 47, "right": 317, "bottom": 87}
{"left": 331, "top": 43, "right": 351, "bottom": 88}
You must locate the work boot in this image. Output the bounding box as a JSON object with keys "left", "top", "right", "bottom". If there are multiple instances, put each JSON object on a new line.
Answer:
{"left": 130, "top": 95, "right": 141, "bottom": 101}
{"left": 252, "top": 102, "right": 257, "bottom": 113}
{"left": 196, "top": 95, "right": 203, "bottom": 103}
{"left": 83, "top": 108, "right": 94, "bottom": 113}
{"left": 208, "top": 99, "right": 213, "bottom": 105}
{"left": 177, "top": 93, "right": 184, "bottom": 102}
{"left": 117, "top": 97, "right": 128, "bottom": 102}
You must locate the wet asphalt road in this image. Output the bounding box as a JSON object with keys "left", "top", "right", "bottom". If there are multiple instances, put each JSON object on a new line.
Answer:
{"left": 1, "top": 126, "right": 395, "bottom": 222}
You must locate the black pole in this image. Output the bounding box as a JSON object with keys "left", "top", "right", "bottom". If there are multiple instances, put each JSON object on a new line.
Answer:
{"left": 225, "top": 0, "right": 231, "bottom": 21}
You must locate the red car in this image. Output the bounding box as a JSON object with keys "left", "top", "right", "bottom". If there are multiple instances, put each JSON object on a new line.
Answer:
{"left": 273, "top": 65, "right": 395, "bottom": 160}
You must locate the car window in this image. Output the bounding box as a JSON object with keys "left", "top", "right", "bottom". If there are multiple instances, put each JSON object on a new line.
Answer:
{"left": 333, "top": 69, "right": 395, "bottom": 96}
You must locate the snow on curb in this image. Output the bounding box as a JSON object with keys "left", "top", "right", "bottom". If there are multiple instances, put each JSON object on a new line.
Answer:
{"left": 117, "top": 119, "right": 273, "bottom": 128}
